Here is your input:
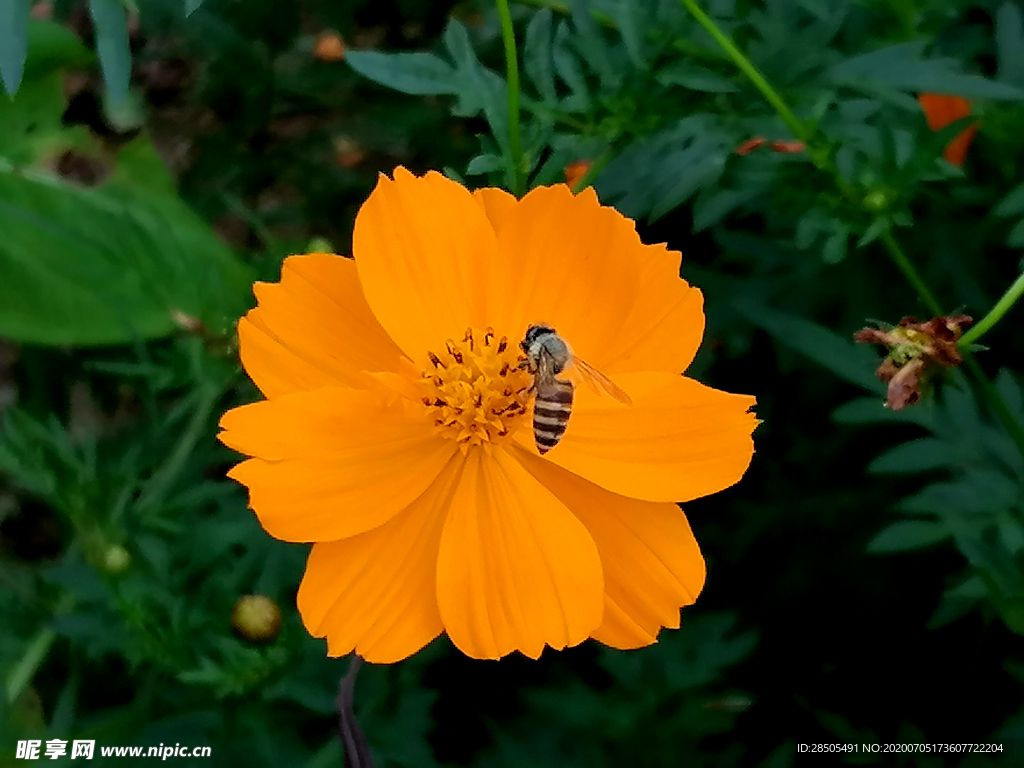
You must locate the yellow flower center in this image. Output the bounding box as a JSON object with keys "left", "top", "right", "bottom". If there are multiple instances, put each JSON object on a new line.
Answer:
{"left": 421, "top": 327, "right": 534, "bottom": 451}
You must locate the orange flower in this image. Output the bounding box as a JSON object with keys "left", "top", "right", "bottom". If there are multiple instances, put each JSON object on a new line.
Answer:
{"left": 918, "top": 94, "right": 977, "bottom": 167}
{"left": 218, "top": 168, "right": 757, "bottom": 663}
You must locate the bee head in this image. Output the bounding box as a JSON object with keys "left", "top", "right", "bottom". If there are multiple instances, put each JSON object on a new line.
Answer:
{"left": 522, "top": 323, "right": 556, "bottom": 351}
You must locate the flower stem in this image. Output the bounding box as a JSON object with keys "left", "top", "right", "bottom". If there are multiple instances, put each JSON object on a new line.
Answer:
{"left": 879, "top": 229, "right": 945, "bottom": 317}
{"left": 337, "top": 654, "right": 372, "bottom": 768}
{"left": 677, "top": 0, "right": 810, "bottom": 142}
{"left": 496, "top": 0, "right": 525, "bottom": 196}
{"left": 959, "top": 271, "right": 1024, "bottom": 348}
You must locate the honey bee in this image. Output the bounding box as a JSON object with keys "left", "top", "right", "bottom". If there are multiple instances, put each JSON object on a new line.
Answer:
{"left": 519, "top": 323, "right": 632, "bottom": 454}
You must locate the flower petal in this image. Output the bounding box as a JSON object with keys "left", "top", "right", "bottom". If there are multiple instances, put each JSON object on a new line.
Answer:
{"left": 436, "top": 448, "right": 604, "bottom": 659}
{"left": 297, "top": 456, "right": 465, "bottom": 663}
{"left": 515, "top": 372, "right": 757, "bottom": 503}
{"left": 238, "top": 316, "right": 343, "bottom": 398}
{"left": 599, "top": 244, "right": 706, "bottom": 375}
{"left": 353, "top": 168, "right": 497, "bottom": 362}
{"left": 473, "top": 186, "right": 518, "bottom": 231}
{"left": 515, "top": 449, "right": 705, "bottom": 649}
{"left": 219, "top": 388, "right": 456, "bottom": 542}
{"left": 477, "top": 184, "right": 703, "bottom": 374}
{"left": 484, "top": 185, "right": 644, "bottom": 369}
{"left": 239, "top": 253, "right": 405, "bottom": 398}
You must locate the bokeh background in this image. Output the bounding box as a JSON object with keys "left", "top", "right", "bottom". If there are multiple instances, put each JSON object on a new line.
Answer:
{"left": 3, "top": 0, "right": 1024, "bottom": 765}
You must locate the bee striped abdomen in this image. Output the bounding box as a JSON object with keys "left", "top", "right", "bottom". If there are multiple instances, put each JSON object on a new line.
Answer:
{"left": 533, "top": 380, "right": 574, "bottom": 454}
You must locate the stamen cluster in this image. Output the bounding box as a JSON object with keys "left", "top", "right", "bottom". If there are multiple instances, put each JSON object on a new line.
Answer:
{"left": 421, "top": 327, "right": 534, "bottom": 451}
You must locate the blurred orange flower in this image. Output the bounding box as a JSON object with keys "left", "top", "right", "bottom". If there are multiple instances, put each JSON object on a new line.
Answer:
{"left": 564, "top": 160, "right": 592, "bottom": 188}
{"left": 218, "top": 168, "right": 757, "bottom": 662}
{"left": 314, "top": 31, "right": 346, "bottom": 62}
{"left": 735, "top": 137, "right": 767, "bottom": 155}
{"left": 918, "top": 93, "right": 977, "bottom": 167}
{"left": 769, "top": 140, "right": 806, "bottom": 154}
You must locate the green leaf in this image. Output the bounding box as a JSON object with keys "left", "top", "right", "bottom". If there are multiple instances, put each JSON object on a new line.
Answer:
{"left": 88, "top": 0, "right": 132, "bottom": 107}
{"left": 868, "top": 437, "right": 965, "bottom": 474}
{"left": 569, "top": 0, "right": 617, "bottom": 90}
{"left": 929, "top": 577, "right": 986, "bottom": 628}
{"left": 1008, "top": 218, "right": 1024, "bottom": 248}
{"left": 996, "top": 1, "right": 1024, "bottom": 87}
{"left": 655, "top": 62, "right": 738, "bottom": 93}
{"left": 184, "top": 0, "right": 204, "bottom": 17}
{"left": 22, "top": 19, "right": 92, "bottom": 81}
{"left": 946, "top": 521, "right": 1024, "bottom": 634}
{"left": 552, "top": 19, "right": 589, "bottom": 110}
{"left": 994, "top": 182, "right": 1024, "bottom": 217}
{"left": 0, "top": 141, "right": 253, "bottom": 345}
{"left": 734, "top": 303, "right": 885, "bottom": 393}
{"left": 898, "top": 471, "right": 1019, "bottom": 516}
{"left": 832, "top": 396, "right": 936, "bottom": 427}
{"left": 868, "top": 520, "right": 949, "bottom": 552}
{"left": 692, "top": 187, "right": 758, "bottom": 231}
{"left": 0, "top": 69, "right": 84, "bottom": 166}
{"left": 599, "top": 116, "right": 728, "bottom": 220}
{"left": 857, "top": 218, "right": 888, "bottom": 248}
{"left": 996, "top": 369, "right": 1024, "bottom": 425}
{"left": 524, "top": 9, "right": 557, "bottom": 104}
{"left": 345, "top": 51, "right": 459, "bottom": 96}
{"left": 649, "top": 153, "right": 726, "bottom": 220}
{"left": 442, "top": 20, "right": 509, "bottom": 154}
{"left": 826, "top": 41, "right": 1024, "bottom": 100}
{"left": 796, "top": 209, "right": 826, "bottom": 250}
{"left": 108, "top": 131, "right": 179, "bottom": 195}
{"left": 442, "top": 166, "right": 466, "bottom": 184}
{"left": 612, "top": 0, "right": 648, "bottom": 70}
{"left": 0, "top": 0, "right": 30, "bottom": 96}
{"left": 465, "top": 153, "right": 504, "bottom": 175}
{"left": 821, "top": 230, "right": 848, "bottom": 264}
{"left": 345, "top": 23, "right": 509, "bottom": 165}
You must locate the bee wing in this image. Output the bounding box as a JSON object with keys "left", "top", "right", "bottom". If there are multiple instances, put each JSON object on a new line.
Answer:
{"left": 569, "top": 357, "right": 632, "bottom": 405}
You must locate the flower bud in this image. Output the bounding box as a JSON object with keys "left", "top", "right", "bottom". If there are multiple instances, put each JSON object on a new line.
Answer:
{"left": 101, "top": 544, "right": 131, "bottom": 574}
{"left": 862, "top": 190, "right": 890, "bottom": 211}
{"left": 231, "top": 594, "right": 282, "bottom": 643}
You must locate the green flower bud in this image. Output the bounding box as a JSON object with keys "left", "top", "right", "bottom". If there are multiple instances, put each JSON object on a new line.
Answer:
{"left": 862, "top": 189, "right": 890, "bottom": 211}
{"left": 101, "top": 544, "right": 131, "bottom": 574}
{"left": 231, "top": 594, "right": 282, "bottom": 643}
